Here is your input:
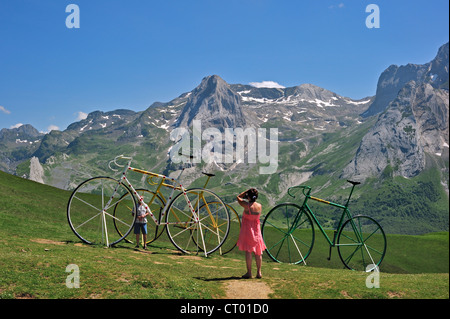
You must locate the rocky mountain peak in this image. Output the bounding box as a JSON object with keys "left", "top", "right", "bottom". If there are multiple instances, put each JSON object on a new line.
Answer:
{"left": 197, "top": 74, "right": 228, "bottom": 93}
{"left": 289, "top": 83, "right": 340, "bottom": 101}
{"left": 176, "top": 75, "right": 247, "bottom": 128}
{"left": 66, "top": 109, "right": 137, "bottom": 133}
{"left": 429, "top": 42, "right": 449, "bottom": 89}
{"left": 362, "top": 42, "right": 449, "bottom": 117}
{"left": 0, "top": 124, "right": 43, "bottom": 144}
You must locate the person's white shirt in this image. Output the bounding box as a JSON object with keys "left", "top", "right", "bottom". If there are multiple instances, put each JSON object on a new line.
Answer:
{"left": 135, "top": 204, "right": 147, "bottom": 224}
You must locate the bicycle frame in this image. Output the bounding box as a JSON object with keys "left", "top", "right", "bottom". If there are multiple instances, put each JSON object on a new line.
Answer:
{"left": 264, "top": 181, "right": 385, "bottom": 269}
{"left": 121, "top": 159, "right": 198, "bottom": 226}
{"left": 109, "top": 156, "right": 210, "bottom": 254}
{"left": 145, "top": 171, "right": 239, "bottom": 255}
{"left": 144, "top": 170, "right": 225, "bottom": 225}
{"left": 147, "top": 172, "right": 214, "bottom": 192}
{"left": 290, "top": 183, "right": 359, "bottom": 248}
{"left": 111, "top": 155, "right": 233, "bottom": 256}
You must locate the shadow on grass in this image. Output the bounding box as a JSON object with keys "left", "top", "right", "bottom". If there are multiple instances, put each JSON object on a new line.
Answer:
{"left": 194, "top": 276, "right": 242, "bottom": 282}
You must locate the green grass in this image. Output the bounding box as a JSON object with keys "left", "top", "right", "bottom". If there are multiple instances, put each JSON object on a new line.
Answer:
{"left": 0, "top": 170, "right": 448, "bottom": 299}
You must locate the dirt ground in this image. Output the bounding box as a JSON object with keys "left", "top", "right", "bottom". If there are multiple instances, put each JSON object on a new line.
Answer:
{"left": 222, "top": 279, "right": 273, "bottom": 299}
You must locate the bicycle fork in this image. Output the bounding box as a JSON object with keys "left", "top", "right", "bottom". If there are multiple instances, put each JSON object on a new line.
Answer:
{"left": 287, "top": 209, "right": 308, "bottom": 265}
{"left": 101, "top": 160, "right": 134, "bottom": 247}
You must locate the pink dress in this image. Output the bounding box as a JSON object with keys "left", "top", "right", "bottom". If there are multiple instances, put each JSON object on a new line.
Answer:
{"left": 236, "top": 207, "right": 266, "bottom": 256}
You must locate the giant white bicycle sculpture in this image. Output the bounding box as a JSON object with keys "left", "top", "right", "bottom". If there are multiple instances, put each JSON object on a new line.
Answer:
{"left": 67, "top": 155, "right": 230, "bottom": 256}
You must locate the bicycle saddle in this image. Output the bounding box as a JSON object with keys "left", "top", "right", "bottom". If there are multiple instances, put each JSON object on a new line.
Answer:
{"left": 202, "top": 172, "right": 215, "bottom": 177}
{"left": 347, "top": 180, "right": 361, "bottom": 186}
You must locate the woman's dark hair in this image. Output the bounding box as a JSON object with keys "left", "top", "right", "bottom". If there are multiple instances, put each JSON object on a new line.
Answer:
{"left": 247, "top": 188, "right": 258, "bottom": 203}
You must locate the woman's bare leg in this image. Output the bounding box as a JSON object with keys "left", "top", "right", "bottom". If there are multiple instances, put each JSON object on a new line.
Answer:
{"left": 242, "top": 251, "right": 253, "bottom": 278}
{"left": 255, "top": 254, "right": 262, "bottom": 278}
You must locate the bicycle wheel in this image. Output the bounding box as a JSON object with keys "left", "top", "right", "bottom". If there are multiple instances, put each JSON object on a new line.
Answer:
{"left": 165, "top": 188, "right": 230, "bottom": 256}
{"left": 198, "top": 203, "right": 240, "bottom": 255}
{"left": 337, "top": 215, "right": 387, "bottom": 271}
{"left": 262, "top": 203, "right": 315, "bottom": 264}
{"left": 113, "top": 189, "right": 166, "bottom": 244}
{"left": 67, "top": 176, "right": 137, "bottom": 246}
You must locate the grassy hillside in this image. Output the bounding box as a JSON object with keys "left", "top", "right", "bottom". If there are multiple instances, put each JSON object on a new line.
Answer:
{"left": 0, "top": 170, "right": 448, "bottom": 299}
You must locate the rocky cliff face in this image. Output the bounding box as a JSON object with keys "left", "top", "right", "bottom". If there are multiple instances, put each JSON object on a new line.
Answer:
{"left": 343, "top": 43, "right": 449, "bottom": 181}
{"left": 362, "top": 42, "right": 449, "bottom": 117}
{"left": 0, "top": 124, "right": 44, "bottom": 173}
{"left": 342, "top": 81, "right": 449, "bottom": 180}
{"left": 29, "top": 156, "right": 44, "bottom": 183}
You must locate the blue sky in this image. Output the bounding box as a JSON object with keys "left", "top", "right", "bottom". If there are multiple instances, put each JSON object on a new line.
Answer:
{"left": 0, "top": 0, "right": 448, "bottom": 133}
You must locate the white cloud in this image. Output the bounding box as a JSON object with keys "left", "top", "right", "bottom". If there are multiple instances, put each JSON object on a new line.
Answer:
{"left": 75, "top": 111, "right": 88, "bottom": 121}
{"left": 10, "top": 123, "right": 23, "bottom": 129}
{"left": 249, "top": 81, "right": 285, "bottom": 89}
{"left": 47, "top": 125, "right": 60, "bottom": 132}
{"left": 0, "top": 105, "right": 11, "bottom": 114}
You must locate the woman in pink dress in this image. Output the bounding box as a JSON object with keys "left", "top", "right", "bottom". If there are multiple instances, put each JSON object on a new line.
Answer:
{"left": 236, "top": 188, "right": 266, "bottom": 279}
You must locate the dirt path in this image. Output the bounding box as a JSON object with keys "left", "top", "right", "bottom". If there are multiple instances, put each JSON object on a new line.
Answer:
{"left": 222, "top": 279, "right": 273, "bottom": 299}
{"left": 164, "top": 253, "right": 274, "bottom": 299}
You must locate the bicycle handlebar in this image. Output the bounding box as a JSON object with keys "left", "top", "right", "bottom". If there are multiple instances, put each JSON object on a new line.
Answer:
{"left": 288, "top": 185, "right": 311, "bottom": 198}
{"left": 108, "top": 155, "right": 133, "bottom": 171}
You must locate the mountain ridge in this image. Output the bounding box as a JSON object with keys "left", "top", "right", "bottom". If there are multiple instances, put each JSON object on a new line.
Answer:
{"left": 362, "top": 42, "right": 449, "bottom": 117}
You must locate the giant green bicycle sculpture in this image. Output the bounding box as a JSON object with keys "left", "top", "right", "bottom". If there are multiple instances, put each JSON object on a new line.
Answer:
{"left": 262, "top": 180, "right": 386, "bottom": 271}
